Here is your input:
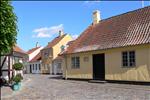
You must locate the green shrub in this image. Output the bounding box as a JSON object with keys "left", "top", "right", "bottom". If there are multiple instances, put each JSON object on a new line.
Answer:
{"left": 12, "top": 74, "right": 23, "bottom": 83}
{"left": 13, "top": 63, "right": 24, "bottom": 70}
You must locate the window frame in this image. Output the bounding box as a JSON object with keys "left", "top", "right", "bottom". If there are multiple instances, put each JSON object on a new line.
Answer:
{"left": 33, "top": 64, "right": 34, "bottom": 70}
{"left": 122, "top": 50, "right": 136, "bottom": 67}
{"left": 71, "top": 57, "right": 80, "bottom": 69}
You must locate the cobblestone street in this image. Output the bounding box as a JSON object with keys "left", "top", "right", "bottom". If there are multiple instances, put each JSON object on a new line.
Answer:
{"left": 1, "top": 74, "right": 150, "bottom": 100}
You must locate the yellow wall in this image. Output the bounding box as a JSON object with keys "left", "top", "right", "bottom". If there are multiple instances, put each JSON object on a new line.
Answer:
{"left": 63, "top": 53, "right": 93, "bottom": 79}
{"left": 53, "top": 34, "right": 72, "bottom": 59}
{"left": 41, "top": 34, "right": 72, "bottom": 74}
{"left": 63, "top": 44, "right": 150, "bottom": 82}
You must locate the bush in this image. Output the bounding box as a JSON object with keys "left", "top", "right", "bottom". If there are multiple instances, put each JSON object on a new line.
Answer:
{"left": 13, "top": 63, "right": 24, "bottom": 70}
{"left": 12, "top": 74, "right": 23, "bottom": 83}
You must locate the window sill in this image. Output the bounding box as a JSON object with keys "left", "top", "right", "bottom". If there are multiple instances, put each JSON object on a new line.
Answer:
{"left": 122, "top": 66, "right": 136, "bottom": 68}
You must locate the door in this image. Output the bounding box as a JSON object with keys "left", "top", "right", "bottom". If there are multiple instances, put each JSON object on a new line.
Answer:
{"left": 30, "top": 65, "right": 32, "bottom": 73}
{"left": 93, "top": 54, "right": 105, "bottom": 80}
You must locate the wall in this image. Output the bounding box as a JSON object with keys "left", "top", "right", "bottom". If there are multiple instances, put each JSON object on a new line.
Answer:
{"left": 41, "top": 34, "right": 72, "bottom": 74}
{"left": 28, "top": 47, "right": 43, "bottom": 61}
{"left": 1, "top": 53, "right": 26, "bottom": 80}
{"left": 53, "top": 34, "right": 72, "bottom": 59}
{"left": 105, "top": 44, "right": 150, "bottom": 82}
{"left": 62, "top": 52, "right": 93, "bottom": 79}
{"left": 63, "top": 44, "right": 150, "bottom": 82}
{"left": 28, "top": 61, "right": 42, "bottom": 74}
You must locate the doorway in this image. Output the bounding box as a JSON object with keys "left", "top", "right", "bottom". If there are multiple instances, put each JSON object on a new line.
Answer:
{"left": 30, "top": 65, "right": 32, "bottom": 73}
{"left": 93, "top": 54, "right": 105, "bottom": 80}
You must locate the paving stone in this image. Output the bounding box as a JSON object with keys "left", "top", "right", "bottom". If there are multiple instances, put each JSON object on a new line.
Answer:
{"left": 1, "top": 74, "right": 150, "bottom": 100}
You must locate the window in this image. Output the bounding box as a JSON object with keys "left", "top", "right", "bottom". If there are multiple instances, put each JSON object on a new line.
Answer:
{"left": 33, "top": 64, "right": 34, "bottom": 70}
{"left": 42, "top": 49, "right": 49, "bottom": 58}
{"left": 61, "top": 45, "right": 65, "bottom": 52}
{"left": 58, "top": 63, "right": 61, "bottom": 69}
{"left": 36, "top": 64, "right": 37, "bottom": 70}
{"left": 14, "top": 57, "right": 19, "bottom": 63}
{"left": 122, "top": 51, "right": 135, "bottom": 67}
{"left": 71, "top": 57, "right": 80, "bottom": 69}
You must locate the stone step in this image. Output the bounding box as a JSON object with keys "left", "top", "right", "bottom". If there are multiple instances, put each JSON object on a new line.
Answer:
{"left": 88, "top": 80, "right": 107, "bottom": 83}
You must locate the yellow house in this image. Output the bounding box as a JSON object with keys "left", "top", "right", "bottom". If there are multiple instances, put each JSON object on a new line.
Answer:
{"left": 62, "top": 6, "right": 150, "bottom": 82}
{"left": 41, "top": 31, "right": 72, "bottom": 74}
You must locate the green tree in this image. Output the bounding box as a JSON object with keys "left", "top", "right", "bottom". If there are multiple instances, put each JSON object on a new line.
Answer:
{"left": 0, "top": 0, "right": 18, "bottom": 76}
{"left": 0, "top": 0, "right": 18, "bottom": 55}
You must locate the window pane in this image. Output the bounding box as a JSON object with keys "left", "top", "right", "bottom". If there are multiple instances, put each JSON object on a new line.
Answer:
{"left": 71, "top": 57, "right": 80, "bottom": 69}
{"left": 33, "top": 64, "right": 34, "bottom": 70}
{"left": 71, "top": 57, "right": 75, "bottom": 68}
{"left": 129, "top": 51, "right": 135, "bottom": 66}
{"left": 122, "top": 52, "right": 128, "bottom": 67}
{"left": 75, "top": 57, "right": 80, "bottom": 68}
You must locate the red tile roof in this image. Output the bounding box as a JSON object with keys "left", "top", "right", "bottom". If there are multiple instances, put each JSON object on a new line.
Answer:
{"left": 30, "top": 52, "right": 41, "bottom": 62}
{"left": 65, "top": 6, "right": 150, "bottom": 54}
{"left": 43, "top": 34, "right": 66, "bottom": 49}
{"left": 27, "top": 47, "right": 41, "bottom": 54}
{"left": 13, "top": 45, "right": 26, "bottom": 54}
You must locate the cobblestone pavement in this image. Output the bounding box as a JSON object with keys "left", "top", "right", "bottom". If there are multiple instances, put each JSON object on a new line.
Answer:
{"left": 1, "top": 74, "right": 150, "bottom": 100}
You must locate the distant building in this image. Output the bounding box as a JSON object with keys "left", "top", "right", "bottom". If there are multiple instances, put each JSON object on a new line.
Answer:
{"left": 62, "top": 6, "right": 150, "bottom": 82}
{"left": 26, "top": 44, "right": 43, "bottom": 74}
{"left": 29, "top": 52, "right": 42, "bottom": 74}
{"left": 41, "top": 31, "right": 72, "bottom": 74}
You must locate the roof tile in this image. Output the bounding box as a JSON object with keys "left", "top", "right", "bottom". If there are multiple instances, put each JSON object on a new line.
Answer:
{"left": 66, "top": 6, "right": 150, "bottom": 54}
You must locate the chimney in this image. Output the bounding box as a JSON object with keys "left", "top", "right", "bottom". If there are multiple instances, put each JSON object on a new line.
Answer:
{"left": 93, "top": 10, "right": 101, "bottom": 25}
{"left": 36, "top": 42, "right": 39, "bottom": 47}
{"left": 59, "top": 30, "right": 64, "bottom": 37}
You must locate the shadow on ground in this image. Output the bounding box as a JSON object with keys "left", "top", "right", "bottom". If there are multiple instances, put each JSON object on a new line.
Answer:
{"left": 48, "top": 75, "right": 63, "bottom": 80}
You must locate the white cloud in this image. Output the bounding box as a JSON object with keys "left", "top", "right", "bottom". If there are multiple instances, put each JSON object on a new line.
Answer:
{"left": 83, "top": 0, "right": 101, "bottom": 7}
{"left": 84, "top": 1, "right": 101, "bottom": 4}
{"left": 72, "top": 34, "right": 79, "bottom": 40}
{"left": 32, "top": 24, "right": 64, "bottom": 38}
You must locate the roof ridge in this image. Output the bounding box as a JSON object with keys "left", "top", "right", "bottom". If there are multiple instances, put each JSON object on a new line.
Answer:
{"left": 27, "top": 46, "right": 41, "bottom": 54}
{"left": 65, "top": 6, "right": 150, "bottom": 54}
{"left": 43, "top": 34, "right": 67, "bottom": 49}
{"left": 99, "top": 6, "right": 150, "bottom": 23}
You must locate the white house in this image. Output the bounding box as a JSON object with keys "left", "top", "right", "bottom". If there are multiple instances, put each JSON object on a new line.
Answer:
{"left": 26, "top": 45, "right": 43, "bottom": 74}
{"left": 29, "top": 52, "right": 42, "bottom": 74}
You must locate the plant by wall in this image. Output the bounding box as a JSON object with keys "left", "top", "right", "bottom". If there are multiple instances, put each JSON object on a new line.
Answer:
{"left": 12, "top": 74, "right": 23, "bottom": 83}
{"left": 13, "top": 63, "right": 24, "bottom": 70}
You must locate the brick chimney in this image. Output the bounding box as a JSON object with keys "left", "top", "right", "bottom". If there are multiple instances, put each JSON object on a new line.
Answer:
{"left": 59, "top": 30, "right": 64, "bottom": 37}
{"left": 93, "top": 10, "right": 101, "bottom": 25}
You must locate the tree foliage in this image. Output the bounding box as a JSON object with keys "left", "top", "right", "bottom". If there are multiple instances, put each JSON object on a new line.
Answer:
{"left": 0, "top": 0, "right": 18, "bottom": 55}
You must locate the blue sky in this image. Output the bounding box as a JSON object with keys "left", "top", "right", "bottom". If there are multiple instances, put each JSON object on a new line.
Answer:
{"left": 12, "top": 1, "right": 150, "bottom": 51}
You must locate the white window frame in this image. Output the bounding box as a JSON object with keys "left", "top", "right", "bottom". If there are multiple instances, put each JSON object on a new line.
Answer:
{"left": 71, "top": 57, "right": 80, "bottom": 69}
{"left": 122, "top": 51, "right": 136, "bottom": 67}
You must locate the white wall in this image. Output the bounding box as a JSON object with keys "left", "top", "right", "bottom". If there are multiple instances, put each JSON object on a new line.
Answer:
{"left": 28, "top": 61, "right": 42, "bottom": 74}
{"left": 28, "top": 47, "right": 43, "bottom": 61}
{"left": 1, "top": 56, "right": 24, "bottom": 79}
